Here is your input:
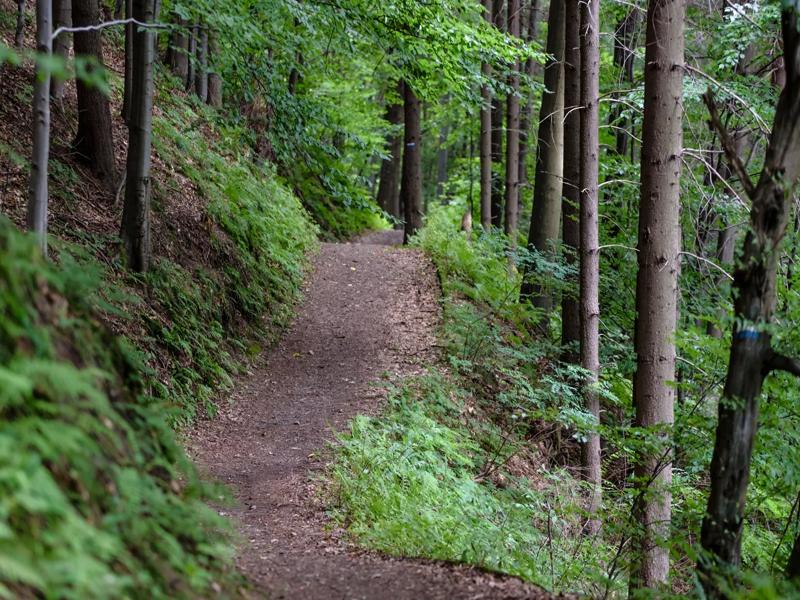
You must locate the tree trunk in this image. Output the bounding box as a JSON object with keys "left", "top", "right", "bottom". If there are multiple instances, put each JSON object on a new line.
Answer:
{"left": 630, "top": 0, "right": 684, "bottom": 587}
{"left": 610, "top": 9, "right": 639, "bottom": 157}
{"left": 560, "top": 0, "right": 580, "bottom": 361}
{"left": 490, "top": 0, "right": 505, "bottom": 228}
{"left": 72, "top": 0, "right": 116, "bottom": 190}
{"left": 517, "top": 0, "right": 540, "bottom": 206}
{"left": 504, "top": 0, "right": 521, "bottom": 244}
{"left": 436, "top": 123, "right": 449, "bottom": 201}
{"left": 166, "top": 17, "right": 189, "bottom": 82}
{"left": 480, "top": 0, "right": 494, "bottom": 230}
{"left": 122, "top": 0, "right": 158, "bottom": 272}
{"left": 28, "top": 0, "right": 53, "bottom": 255}
{"left": 122, "top": 0, "right": 133, "bottom": 124}
{"left": 578, "top": 0, "right": 602, "bottom": 531}
{"left": 376, "top": 80, "right": 404, "bottom": 222}
{"left": 207, "top": 32, "right": 223, "bottom": 108}
{"left": 401, "top": 82, "right": 423, "bottom": 243}
{"left": 520, "top": 0, "right": 565, "bottom": 305}
{"left": 699, "top": 11, "right": 800, "bottom": 594}
{"left": 51, "top": 0, "right": 71, "bottom": 101}
{"left": 195, "top": 27, "right": 208, "bottom": 102}
{"left": 185, "top": 23, "right": 197, "bottom": 92}
{"left": 788, "top": 531, "right": 800, "bottom": 580}
{"left": 15, "top": 0, "right": 26, "bottom": 47}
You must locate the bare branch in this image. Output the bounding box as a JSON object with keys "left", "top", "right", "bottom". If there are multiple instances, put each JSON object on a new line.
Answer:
{"left": 52, "top": 18, "right": 168, "bottom": 41}
{"left": 702, "top": 89, "right": 757, "bottom": 201}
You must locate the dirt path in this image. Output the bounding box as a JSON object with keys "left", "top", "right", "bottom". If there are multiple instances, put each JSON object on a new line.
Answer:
{"left": 190, "top": 231, "right": 549, "bottom": 600}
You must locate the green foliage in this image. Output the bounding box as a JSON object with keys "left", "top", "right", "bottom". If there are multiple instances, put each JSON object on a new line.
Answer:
{"left": 0, "top": 217, "right": 237, "bottom": 598}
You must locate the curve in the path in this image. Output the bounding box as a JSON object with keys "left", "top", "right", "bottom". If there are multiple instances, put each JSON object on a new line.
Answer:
{"left": 190, "top": 230, "right": 550, "bottom": 600}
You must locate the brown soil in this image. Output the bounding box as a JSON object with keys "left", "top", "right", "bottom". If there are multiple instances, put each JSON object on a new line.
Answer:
{"left": 189, "top": 231, "right": 554, "bottom": 600}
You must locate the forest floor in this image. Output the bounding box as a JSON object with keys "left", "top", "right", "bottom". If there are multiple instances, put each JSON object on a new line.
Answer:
{"left": 189, "top": 231, "right": 551, "bottom": 599}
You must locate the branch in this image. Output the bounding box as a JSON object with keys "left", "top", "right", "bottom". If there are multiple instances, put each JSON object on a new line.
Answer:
{"left": 766, "top": 352, "right": 800, "bottom": 377}
{"left": 52, "top": 18, "right": 169, "bottom": 41}
{"left": 702, "top": 89, "right": 757, "bottom": 201}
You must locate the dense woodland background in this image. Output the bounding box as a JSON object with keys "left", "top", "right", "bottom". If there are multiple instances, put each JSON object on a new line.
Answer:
{"left": 1, "top": 0, "right": 800, "bottom": 597}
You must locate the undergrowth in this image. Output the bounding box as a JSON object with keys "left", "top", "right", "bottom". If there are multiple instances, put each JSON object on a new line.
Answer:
{"left": 0, "top": 218, "right": 237, "bottom": 598}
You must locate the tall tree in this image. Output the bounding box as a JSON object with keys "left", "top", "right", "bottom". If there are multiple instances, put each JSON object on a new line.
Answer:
{"left": 51, "top": 0, "right": 71, "bottom": 101}
{"left": 480, "top": 0, "right": 494, "bottom": 230}
{"left": 15, "top": 0, "right": 26, "bottom": 47}
{"left": 579, "top": 0, "right": 601, "bottom": 532}
{"left": 72, "top": 0, "right": 116, "bottom": 189}
{"left": 121, "top": 0, "right": 159, "bottom": 272}
{"left": 207, "top": 31, "right": 223, "bottom": 108}
{"left": 376, "top": 80, "right": 404, "bottom": 222}
{"left": 28, "top": 0, "right": 53, "bottom": 255}
{"left": 401, "top": 81, "right": 423, "bottom": 243}
{"left": 630, "top": 0, "right": 684, "bottom": 587}
{"left": 490, "top": 0, "right": 505, "bottom": 228}
{"left": 517, "top": 0, "right": 540, "bottom": 201}
{"left": 561, "top": 0, "right": 580, "bottom": 360}
{"left": 195, "top": 26, "right": 209, "bottom": 102}
{"left": 610, "top": 9, "right": 639, "bottom": 157}
{"left": 504, "top": 0, "right": 521, "bottom": 243}
{"left": 699, "top": 8, "right": 800, "bottom": 593}
{"left": 122, "top": 0, "right": 133, "bottom": 123}
{"left": 520, "top": 0, "right": 565, "bottom": 305}
{"left": 166, "top": 17, "right": 189, "bottom": 82}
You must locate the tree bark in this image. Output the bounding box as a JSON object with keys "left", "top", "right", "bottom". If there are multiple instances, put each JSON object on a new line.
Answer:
{"left": 504, "top": 0, "right": 521, "bottom": 243}
{"left": 630, "top": 0, "right": 684, "bottom": 588}
{"left": 28, "top": 0, "right": 53, "bottom": 256}
{"left": 560, "top": 0, "right": 580, "bottom": 361}
{"left": 51, "top": 0, "right": 71, "bottom": 101}
{"left": 517, "top": 0, "right": 540, "bottom": 206}
{"left": 166, "top": 17, "right": 189, "bottom": 82}
{"left": 578, "top": 0, "right": 602, "bottom": 532}
{"left": 699, "top": 11, "right": 800, "bottom": 594}
{"left": 610, "top": 9, "right": 639, "bottom": 157}
{"left": 207, "top": 32, "right": 222, "bottom": 108}
{"left": 401, "top": 82, "right": 423, "bottom": 243}
{"left": 436, "top": 123, "right": 450, "bottom": 201}
{"left": 480, "top": 0, "right": 494, "bottom": 230}
{"left": 490, "top": 0, "right": 505, "bottom": 228}
{"left": 185, "top": 23, "right": 197, "bottom": 92}
{"left": 195, "top": 26, "right": 208, "bottom": 102}
{"left": 15, "top": 0, "right": 26, "bottom": 47}
{"left": 788, "top": 531, "right": 800, "bottom": 580}
{"left": 521, "top": 0, "right": 565, "bottom": 305}
{"left": 72, "top": 0, "right": 116, "bottom": 190}
{"left": 376, "top": 80, "right": 404, "bottom": 222}
{"left": 122, "top": 0, "right": 133, "bottom": 123}
{"left": 122, "top": 0, "right": 158, "bottom": 272}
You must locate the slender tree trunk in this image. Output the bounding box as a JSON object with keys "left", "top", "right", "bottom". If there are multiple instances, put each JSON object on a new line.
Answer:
{"left": 28, "top": 0, "right": 53, "bottom": 256}
{"left": 436, "top": 123, "right": 450, "bottom": 201}
{"left": 699, "top": 12, "right": 800, "bottom": 594}
{"left": 401, "top": 82, "right": 423, "bottom": 243}
{"left": 610, "top": 9, "right": 639, "bottom": 157}
{"left": 504, "top": 0, "right": 521, "bottom": 244}
{"left": 480, "top": 0, "right": 494, "bottom": 230}
{"left": 207, "top": 32, "right": 222, "bottom": 107}
{"left": 561, "top": 0, "right": 580, "bottom": 361}
{"left": 122, "top": 0, "right": 158, "bottom": 272}
{"left": 166, "top": 17, "right": 189, "bottom": 82}
{"left": 72, "top": 0, "right": 116, "bottom": 190}
{"left": 490, "top": 0, "right": 505, "bottom": 228}
{"left": 15, "top": 0, "right": 26, "bottom": 47}
{"left": 520, "top": 0, "right": 565, "bottom": 305}
{"left": 122, "top": 0, "right": 133, "bottom": 123}
{"left": 788, "top": 531, "right": 800, "bottom": 580}
{"left": 517, "top": 0, "right": 540, "bottom": 204}
{"left": 195, "top": 26, "right": 208, "bottom": 102}
{"left": 630, "top": 0, "right": 684, "bottom": 587}
{"left": 185, "top": 23, "right": 197, "bottom": 92}
{"left": 51, "top": 0, "right": 71, "bottom": 101}
{"left": 376, "top": 80, "right": 404, "bottom": 222}
{"left": 578, "top": 0, "right": 602, "bottom": 531}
